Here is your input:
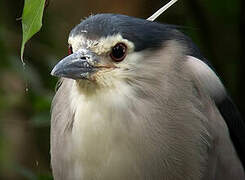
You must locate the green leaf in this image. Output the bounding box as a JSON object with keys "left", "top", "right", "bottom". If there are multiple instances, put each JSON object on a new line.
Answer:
{"left": 21, "top": 0, "right": 46, "bottom": 62}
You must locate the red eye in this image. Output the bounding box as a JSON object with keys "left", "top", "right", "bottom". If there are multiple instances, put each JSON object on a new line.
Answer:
{"left": 110, "top": 43, "right": 127, "bottom": 62}
{"left": 68, "top": 45, "right": 73, "bottom": 55}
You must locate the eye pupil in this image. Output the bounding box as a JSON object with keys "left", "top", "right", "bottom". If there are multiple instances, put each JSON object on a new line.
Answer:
{"left": 110, "top": 43, "right": 127, "bottom": 62}
{"left": 68, "top": 45, "right": 73, "bottom": 55}
{"left": 112, "top": 45, "right": 125, "bottom": 58}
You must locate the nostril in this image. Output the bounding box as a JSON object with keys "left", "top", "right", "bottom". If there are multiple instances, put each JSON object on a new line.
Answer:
{"left": 80, "top": 56, "right": 87, "bottom": 60}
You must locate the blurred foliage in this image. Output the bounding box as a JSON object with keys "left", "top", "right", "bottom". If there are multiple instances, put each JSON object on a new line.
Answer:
{"left": 0, "top": 0, "right": 244, "bottom": 179}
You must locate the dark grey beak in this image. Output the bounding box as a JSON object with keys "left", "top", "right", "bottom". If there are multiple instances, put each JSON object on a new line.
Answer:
{"left": 51, "top": 49, "right": 99, "bottom": 79}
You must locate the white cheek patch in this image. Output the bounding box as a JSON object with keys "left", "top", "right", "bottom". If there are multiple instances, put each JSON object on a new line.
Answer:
{"left": 68, "top": 34, "right": 134, "bottom": 55}
{"left": 68, "top": 35, "right": 98, "bottom": 52}
{"left": 114, "top": 51, "right": 146, "bottom": 73}
{"left": 92, "top": 34, "right": 134, "bottom": 55}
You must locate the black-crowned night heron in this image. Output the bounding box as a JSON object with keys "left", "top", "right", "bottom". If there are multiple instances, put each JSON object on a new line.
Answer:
{"left": 50, "top": 13, "right": 245, "bottom": 180}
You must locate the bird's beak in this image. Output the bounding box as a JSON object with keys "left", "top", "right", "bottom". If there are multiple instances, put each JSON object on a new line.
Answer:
{"left": 51, "top": 49, "right": 100, "bottom": 80}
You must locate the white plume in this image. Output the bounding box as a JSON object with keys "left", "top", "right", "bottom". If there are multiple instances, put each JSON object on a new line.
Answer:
{"left": 147, "top": 0, "right": 178, "bottom": 21}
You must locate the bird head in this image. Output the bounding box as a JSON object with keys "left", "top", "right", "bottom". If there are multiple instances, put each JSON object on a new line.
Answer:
{"left": 51, "top": 14, "right": 186, "bottom": 93}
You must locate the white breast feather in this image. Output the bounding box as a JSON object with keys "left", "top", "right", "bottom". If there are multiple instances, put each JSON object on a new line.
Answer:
{"left": 68, "top": 80, "right": 142, "bottom": 179}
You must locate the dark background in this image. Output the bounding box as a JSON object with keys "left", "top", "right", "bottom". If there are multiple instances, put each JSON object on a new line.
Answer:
{"left": 0, "top": 0, "right": 244, "bottom": 179}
